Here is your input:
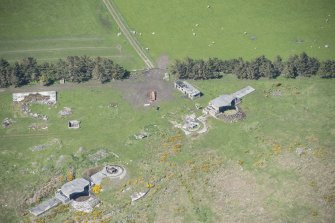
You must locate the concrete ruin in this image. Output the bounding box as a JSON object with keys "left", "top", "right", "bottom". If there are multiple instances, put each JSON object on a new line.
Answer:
{"left": 231, "top": 86, "right": 255, "bottom": 98}
{"left": 203, "top": 86, "right": 255, "bottom": 118}
{"left": 2, "top": 118, "right": 14, "bottom": 128}
{"left": 174, "top": 80, "right": 201, "bottom": 100}
{"left": 90, "top": 165, "right": 127, "bottom": 185}
{"left": 172, "top": 114, "right": 208, "bottom": 136}
{"left": 70, "top": 196, "right": 100, "bottom": 213}
{"left": 13, "top": 91, "right": 56, "bottom": 121}
{"left": 58, "top": 178, "right": 90, "bottom": 202}
{"left": 134, "top": 132, "right": 148, "bottom": 140}
{"left": 29, "top": 197, "right": 61, "bottom": 216}
{"left": 182, "top": 114, "right": 200, "bottom": 132}
{"left": 30, "top": 178, "right": 91, "bottom": 216}
{"left": 13, "top": 91, "right": 56, "bottom": 105}
{"left": 58, "top": 107, "right": 72, "bottom": 117}
{"left": 68, "top": 120, "right": 80, "bottom": 129}
{"left": 203, "top": 95, "right": 240, "bottom": 117}
{"left": 131, "top": 190, "right": 149, "bottom": 202}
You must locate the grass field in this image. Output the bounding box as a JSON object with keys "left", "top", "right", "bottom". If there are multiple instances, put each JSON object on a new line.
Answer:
{"left": 113, "top": 0, "right": 335, "bottom": 61}
{"left": 1, "top": 0, "right": 333, "bottom": 70}
{"left": 0, "top": 76, "right": 334, "bottom": 222}
{"left": 0, "top": 0, "right": 144, "bottom": 69}
{"left": 0, "top": 1, "right": 335, "bottom": 221}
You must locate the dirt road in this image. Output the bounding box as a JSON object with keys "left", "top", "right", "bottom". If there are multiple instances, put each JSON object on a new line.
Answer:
{"left": 103, "top": 0, "right": 155, "bottom": 69}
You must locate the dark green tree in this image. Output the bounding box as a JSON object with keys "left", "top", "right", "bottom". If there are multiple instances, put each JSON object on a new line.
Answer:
{"left": 10, "top": 62, "right": 24, "bottom": 87}
{"left": 21, "top": 57, "right": 40, "bottom": 82}
{"left": 273, "top": 55, "right": 284, "bottom": 76}
{"left": 295, "top": 52, "right": 319, "bottom": 77}
{"left": 0, "top": 59, "right": 12, "bottom": 87}
{"left": 318, "top": 60, "right": 335, "bottom": 78}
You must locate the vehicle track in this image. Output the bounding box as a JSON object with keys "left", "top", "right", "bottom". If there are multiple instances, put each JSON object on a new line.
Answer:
{"left": 0, "top": 46, "right": 116, "bottom": 54}
{"left": 102, "top": 0, "right": 155, "bottom": 69}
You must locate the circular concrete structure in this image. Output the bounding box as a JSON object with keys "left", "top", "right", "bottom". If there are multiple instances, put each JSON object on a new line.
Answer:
{"left": 104, "top": 165, "right": 126, "bottom": 180}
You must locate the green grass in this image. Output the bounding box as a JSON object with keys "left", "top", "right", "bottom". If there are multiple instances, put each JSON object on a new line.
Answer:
{"left": 0, "top": 0, "right": 144, "bottom": 69}
{"left": 113, "top": 0, "right": 335, "bottom": 61}
{"left": 0, "top": 77, "right": 334, "bottom": 222}
{"left": 190, "top": 75, "right": 335, "bottom": 167}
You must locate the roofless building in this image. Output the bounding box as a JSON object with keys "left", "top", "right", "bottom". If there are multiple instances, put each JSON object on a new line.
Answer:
{"left": 174, "top": 80, "right": 201, "bottom": 100}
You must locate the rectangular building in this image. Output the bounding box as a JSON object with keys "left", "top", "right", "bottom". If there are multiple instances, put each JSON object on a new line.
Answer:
{"left": 174, "top": 80, "right": 201, "bottom": 100}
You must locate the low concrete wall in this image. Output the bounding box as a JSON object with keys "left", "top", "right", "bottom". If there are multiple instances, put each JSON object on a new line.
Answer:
{"left": 13, "top": 91, "right": 57, "bottom": 104}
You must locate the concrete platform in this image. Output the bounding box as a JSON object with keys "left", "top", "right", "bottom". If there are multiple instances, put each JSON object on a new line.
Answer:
{"left": 29, "top": 197, "right": 61, "bottom": 216}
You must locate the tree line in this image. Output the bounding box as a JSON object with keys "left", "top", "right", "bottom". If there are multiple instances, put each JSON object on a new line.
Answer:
{"left": 169, "top": 52, "right": 335, "bottom": 80}
{"left": 0, "top": 56, "right": 129, "bottom": 88}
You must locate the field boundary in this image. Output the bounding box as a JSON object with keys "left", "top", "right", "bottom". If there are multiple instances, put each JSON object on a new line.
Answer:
{"left": 103, "top": 0, "right": 155, "bottom": 69}
{"left": 0, "top": 46, "right": 117, "bottom": 54}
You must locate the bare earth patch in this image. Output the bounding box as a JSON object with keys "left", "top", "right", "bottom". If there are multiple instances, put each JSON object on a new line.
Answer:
{"left": 156, "top": 54, "right": 169, "bottom": 70}
{"left": 114, "top": 69, "right": 174, "bottom": 108}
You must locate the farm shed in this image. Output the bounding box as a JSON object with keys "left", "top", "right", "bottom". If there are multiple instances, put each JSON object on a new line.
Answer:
{"left": 174, "top": 80, "right": 201, "bottom": 100}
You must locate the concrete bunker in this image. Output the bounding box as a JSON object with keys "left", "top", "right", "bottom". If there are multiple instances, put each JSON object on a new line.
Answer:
{"left": 203, "top": 86, "right": 255, "bottom": 119}
{"left": 30, "top": 178, "right": 90, "bottom": 216}
{"left": 57, "top": 178, "right": 90, "bottom": 202}
{"left": 68, "top": 120, "right": 80, "bottom": 129}
{"left": 90, "top": 165, "right": 127, "bottom": 185}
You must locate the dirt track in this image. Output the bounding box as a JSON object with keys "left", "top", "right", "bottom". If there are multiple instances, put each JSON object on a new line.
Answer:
{"left": 0, "top": 46, "right": 117, "bottom": 54}
{"left": 103, "top": 0, "right": 155, "bottom": 69}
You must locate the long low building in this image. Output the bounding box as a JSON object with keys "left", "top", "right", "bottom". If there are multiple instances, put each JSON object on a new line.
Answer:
{"left": 174, "top": 80, "right": 201, "bottom": 100}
